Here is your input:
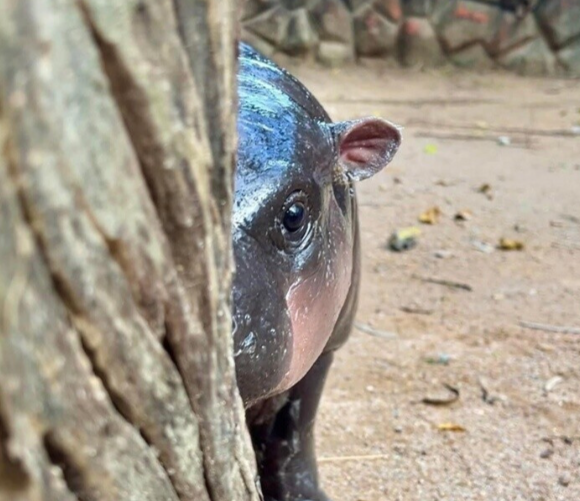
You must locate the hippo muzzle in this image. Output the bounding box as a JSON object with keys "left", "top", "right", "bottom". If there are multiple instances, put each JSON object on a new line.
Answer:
{"left": 231, "top": 227, "right": 293, "bottom": 404}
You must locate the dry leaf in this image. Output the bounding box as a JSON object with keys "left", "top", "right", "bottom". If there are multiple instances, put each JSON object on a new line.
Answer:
{"left": 454, "top": 210, "right": 473, "bottom": 221}
{"left": 478, "top": 183, "right": 493, "bottom": 200}
{"left": 419, "top": 206, "right": 441, "bottom": 225}
{"left": 498, "top": 238, "right": 525, "bottom": 251}
{"left": 422, "top": 383, "right": 460, "bottom": 406}
{"left": 423, "top": 143, "right": 438, "bottom": 155}
{"left": 389, "top": 227, "right": 421, "bottom": 252}
{"left": 437, "top": 423, "right": 466, "bottom": 432}
{"left": 424, "top": 353, "right": 451, "bottom": 365}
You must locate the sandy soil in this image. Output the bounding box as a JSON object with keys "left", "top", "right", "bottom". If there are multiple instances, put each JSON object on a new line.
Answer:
{"left": 285, "top": 61, "right": 580, "bottom": 501}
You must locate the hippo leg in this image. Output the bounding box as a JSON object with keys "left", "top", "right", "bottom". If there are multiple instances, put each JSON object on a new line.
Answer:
{"left": 249, "top": 351, "right": 334, "bottom": 501}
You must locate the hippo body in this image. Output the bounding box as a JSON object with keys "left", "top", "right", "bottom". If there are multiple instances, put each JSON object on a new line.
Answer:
{"left": 233, "top": 43, "right": 400, "bottom": 501}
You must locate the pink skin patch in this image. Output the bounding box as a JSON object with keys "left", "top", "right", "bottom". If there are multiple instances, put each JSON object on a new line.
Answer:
{"left": 275, "top": 198, "right": 353, "bottom": 393}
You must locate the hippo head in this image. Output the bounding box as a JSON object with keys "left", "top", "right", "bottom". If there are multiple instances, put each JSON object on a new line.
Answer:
{"left": 233, "top": 44, "right": 401, "bottom": 406}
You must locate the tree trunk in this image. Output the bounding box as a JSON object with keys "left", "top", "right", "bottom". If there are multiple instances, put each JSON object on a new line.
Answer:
{"left": 0, "top": 1, "right": 260, "bottom": 500}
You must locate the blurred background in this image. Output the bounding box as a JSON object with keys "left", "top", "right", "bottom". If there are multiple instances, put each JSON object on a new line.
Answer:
{"left": 242, "top": 1, "right": 580, "bottom": 500}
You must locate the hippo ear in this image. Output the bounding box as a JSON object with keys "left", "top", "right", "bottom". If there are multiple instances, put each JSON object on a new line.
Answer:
{"left": 332, "top": 118, "right": 402, "bottom": 181}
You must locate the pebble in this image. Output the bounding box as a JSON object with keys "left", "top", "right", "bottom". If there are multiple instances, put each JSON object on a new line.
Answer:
{"left": 434, "top": 249, "right": 454, "bottom": 259}
{"left": 558, "top": 475, "right": 571, "bottom": 487}
{"left": 544, "top": 376, "right": 563, "bottom": 393}
{"left": 471, "top": 239, "right": 495, "bottom": 254}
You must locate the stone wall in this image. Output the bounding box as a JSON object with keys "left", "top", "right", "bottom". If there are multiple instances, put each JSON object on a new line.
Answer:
{"left": 241, "top": 0, "right": 580, "bottom": 76}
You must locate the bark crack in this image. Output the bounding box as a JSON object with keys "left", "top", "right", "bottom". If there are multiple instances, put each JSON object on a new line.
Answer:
{"left": 42, "top": 432, "right": 85, "bottom": 501}
{"left": 3, "top": 114, "right": 181, "bottom": 501}
{"left": 74, "top": 3, "right": 213, "bottom": 500}
{"left": 160, "top": 323, "right": 214, "bottom": 501}
{"left": 1, "top": 127, "right": 82, "bottom": 501}
{"left": 171, "top": 0, "right": 232, "bottom": 224}
{"left": 0, "top": 395, "right": 29, "bottom": 493}
{"left": 73, "top": 188, "right": 145, "bottom": 312}
{"left": 74, "top": 330, "right": 182, "bottom": 501}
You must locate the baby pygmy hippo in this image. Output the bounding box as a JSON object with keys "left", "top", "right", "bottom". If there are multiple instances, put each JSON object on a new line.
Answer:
{"left": 232, "top": 43, "right": 401, "bottom": 501}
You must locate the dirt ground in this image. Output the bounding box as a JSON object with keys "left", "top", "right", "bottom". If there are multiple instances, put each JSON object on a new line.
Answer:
{"left": 285, "top": 61, "right": 580, "bottom": 500}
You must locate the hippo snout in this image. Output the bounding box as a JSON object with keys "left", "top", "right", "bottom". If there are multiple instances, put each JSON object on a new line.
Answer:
{"left": 231, "top": 230, "right": 293, "bottom": 405}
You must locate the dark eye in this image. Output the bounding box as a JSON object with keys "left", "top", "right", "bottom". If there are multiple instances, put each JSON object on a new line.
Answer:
{"left": 283, "top": 202, "right": 306, "bottom": 233}
{"left": 274, "top": 191, "right": 314, "bottom": 252}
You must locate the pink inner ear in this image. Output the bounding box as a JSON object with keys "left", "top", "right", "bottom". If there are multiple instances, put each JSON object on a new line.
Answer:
{"left": 342, "top": 137, "right": 393, "bottom": 164}
{"left": 338, "top": 119, "right": 401, "bottom": 181}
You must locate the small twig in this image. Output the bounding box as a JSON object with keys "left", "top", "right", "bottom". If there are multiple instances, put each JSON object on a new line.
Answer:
{"left": 413, "top": 274, "right": 473, "bottom": 292}
{"left": 520, "top": 321, "right": 580, "bottom": 335}
{"left": 562, "top": 214, "right": 580, "bottom": 226}
{"left": 400, "top": 306, "right": 433, "bottom": 315}
{"left": 319, "top": 454, "right": 390, "bottom": 463}
{"left": 354, "top": 322, "right": 398, "bottom": 340}
{"left": 415, "top": 131, "right": 536, "bottom": 148}
{"left": 410, "top": 119, "right": 580, "bottom": 138}
{"left": 478, "top": 377, "right": 500, "bottom": 405}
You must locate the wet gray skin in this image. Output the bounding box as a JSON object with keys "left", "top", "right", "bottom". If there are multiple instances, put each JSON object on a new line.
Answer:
{"left": 233, "top": 43, "right": 401, "bottom": 500}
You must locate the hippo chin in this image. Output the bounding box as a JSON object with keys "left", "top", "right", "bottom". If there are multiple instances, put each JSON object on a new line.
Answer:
{"left": 233, "top": 43, "right": 401, "bottom": 501}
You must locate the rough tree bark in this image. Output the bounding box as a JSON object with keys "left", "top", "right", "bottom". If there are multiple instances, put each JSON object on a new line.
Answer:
{"left": 0, "top": 1, "right": 261, "bottom": 500}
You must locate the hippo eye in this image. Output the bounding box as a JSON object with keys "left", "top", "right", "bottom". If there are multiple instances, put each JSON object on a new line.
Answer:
{"left": 275, "top": 191, "right": 313, "bottom": 251}
{"left": 283, "top": 203, "right": 306, "bottom": 233}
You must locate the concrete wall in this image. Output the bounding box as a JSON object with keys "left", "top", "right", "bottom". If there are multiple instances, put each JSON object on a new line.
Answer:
{"left": 241, "top": 0, "right": 580, "bottom": 76}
